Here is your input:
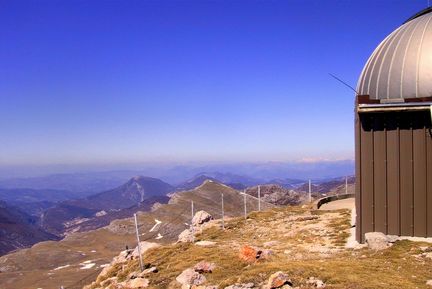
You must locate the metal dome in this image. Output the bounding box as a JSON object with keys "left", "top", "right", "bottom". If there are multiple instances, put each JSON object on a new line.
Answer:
{"left": 357, "top": 8, "right": 432, "bottom": 101}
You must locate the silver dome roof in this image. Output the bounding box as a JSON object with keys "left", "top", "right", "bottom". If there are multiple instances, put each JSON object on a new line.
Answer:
{"left": 357, "top": 9, "right": 432, "bottom": 101}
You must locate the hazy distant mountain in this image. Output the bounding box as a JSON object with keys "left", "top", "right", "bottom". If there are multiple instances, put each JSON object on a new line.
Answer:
{"left": 175, "top": 175, "right": 220, "bottom": 191}
{"left": 0, "top": 201, "right": 59, "bottom": 255}
{"left": 0, "top": 188, "right": 78, "bottom": 204}
{"left": 41, "top": 176, "right": 174, "bottom": 236}
{"left": 0, "top": 172, "right": 134, "bottom": 195}
{"left": 0, "top": 160, "right": 354, "bottom": 188}
{"left": 82, "top": 176, "right": 174, "bottom": 210}
{"left": 193, "top": 172, "right": 262, "bottom": 187}
{"left": 176, "top": 173, "right": 253, "bottom": 192}
{"left": 265, "top": 178, "right": 306, "bottom": 189}
{"left": 0, "top": 188, "right": 85, "bottom": 219}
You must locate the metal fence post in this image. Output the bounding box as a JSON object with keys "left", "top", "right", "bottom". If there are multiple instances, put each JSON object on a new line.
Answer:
{"left": 258, "top": 185, "right": 261, "bottom": 211}
{"left": 221, "top": 193, "right": 224, "bottom": 229}
{"left": 134, "top": 213, "right": 144, "bottom": 272}
{"left": 191, "top": 201, "right": 195, "bottom": 243}
{"left": 244, "top": 190, "right": 247, "bottom": 219}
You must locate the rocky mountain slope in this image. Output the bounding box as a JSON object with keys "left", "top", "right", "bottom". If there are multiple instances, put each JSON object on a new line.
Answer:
{"left": 40, "top": 176, "right": 174, "bottom": 236}
{"left": 245, "top": 184, "right": 307, "bottom": 206}
{"left": 85, "top": 204, "right": 432, "bottom": 289}
{"left": 0, "top": 180, "right": 274, "bottom": 289}
{"left": 0, "top": 201, "right": 59, "bottom": 255}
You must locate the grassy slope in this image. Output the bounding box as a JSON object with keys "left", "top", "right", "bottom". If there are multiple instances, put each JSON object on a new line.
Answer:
{"left": 0, "top": 181, "right": 272, "bottom": 289}
{"left": 93, "top": 206, "right": 432, "bottom": 289}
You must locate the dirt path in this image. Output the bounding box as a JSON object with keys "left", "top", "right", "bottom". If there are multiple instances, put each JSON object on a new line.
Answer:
{"left": 319, "top": 197, "right": 355, "bottom": 210}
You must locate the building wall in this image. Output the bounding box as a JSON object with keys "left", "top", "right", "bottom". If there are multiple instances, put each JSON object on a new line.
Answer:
{"left": 355, "top": 109, "right": 432, "bottom": 242}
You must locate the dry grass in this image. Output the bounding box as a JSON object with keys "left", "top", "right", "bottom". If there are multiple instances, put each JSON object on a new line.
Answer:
{"left": 91, "top": 206, "right": 432, "bottom": 289}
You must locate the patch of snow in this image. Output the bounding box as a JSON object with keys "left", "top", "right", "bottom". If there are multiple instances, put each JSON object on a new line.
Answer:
{"left": 149, "top": 219, "right": 162, "bottom": 232}
{"left": 53, "top": 264, "right": 70, "bottom": 271}
{"left": 155, "top": 233, "right": 163, "bottom": 240}
{"left": 91, "top": 250, "right": 97, "bottom": 253}
{"left": 82, "top": 260, "right": 93, "bottom": 264}
{"left": 80, "top": 263, "right": 96, "bottom": 270}
{"left": 99, "top": 263, "right": 110, "bottom": 268}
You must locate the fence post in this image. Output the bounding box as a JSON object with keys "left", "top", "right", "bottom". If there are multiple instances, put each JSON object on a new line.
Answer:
{"left": 308, "top": 180, "right": 312, "bottom": 203}
{"left": 221, "top": 193, "right": 225, "bottom": 230}
{"left": 133, "top": 213, "right": 144, "bottom": 272}
{"left": 243, "top": 190, "right": 247, "bottom": 219}
{"left": 258, "top": 185, "right": 261, "bottom": 211}
{"left": 191, "top": 201, "right": 195, "bottom": 243}
{"left": 345, "top": 176, "right": 348, "bottom": 196}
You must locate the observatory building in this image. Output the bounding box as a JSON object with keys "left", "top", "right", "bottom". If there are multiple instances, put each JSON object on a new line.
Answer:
{"left": 355, "top": 8, "right": 432, "bottom": 242}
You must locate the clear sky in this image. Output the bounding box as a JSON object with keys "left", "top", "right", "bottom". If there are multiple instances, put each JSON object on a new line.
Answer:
{"left": 0, "top": 0, "right": 428, "bottom": 166}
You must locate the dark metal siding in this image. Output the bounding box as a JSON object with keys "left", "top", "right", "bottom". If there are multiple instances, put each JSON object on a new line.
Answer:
{"left": 356, "top": 109, "right": 432, "bottom": 242}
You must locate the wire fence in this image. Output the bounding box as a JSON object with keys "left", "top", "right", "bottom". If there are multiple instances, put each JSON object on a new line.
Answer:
{"left": 65, "top": 188, "right": 281, "bottom": 288}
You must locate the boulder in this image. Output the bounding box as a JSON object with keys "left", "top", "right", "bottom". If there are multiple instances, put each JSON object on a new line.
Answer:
{"left": 265, "top": 272, "right": 292, "bottom": 289}
{"left": 239, "top": 245, "right": 258, "bottom": 263}
{"left": 194, "top": 261, "right": 216, "bottom": 273}
{"left": 239, "top": 245, "right": 272, "bottom": 263}
{"left": 132, "top": 242, "right": 160, "bottom": 258}
{"left": 176, "top": 268, "right": 207, "bottom": 286}
{"left": 224, "top": 283, "right": 254, "bottom": 289}
{"left": 427, "top": 280, "right": 432, "bottom": 286}
{"left": 365, "top": 232, "right": 394, "bottom": 251}
{"left": 192, "top": 211, "right": 213, "bottom": 226}
{"left": 178, "top": 229, "right": 194, "bottom": 243}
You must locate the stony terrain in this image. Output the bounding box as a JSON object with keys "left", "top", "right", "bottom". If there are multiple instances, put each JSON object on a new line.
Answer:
{"left": 85, "top": 205, "right": 432, "bottom": 289}
{"left": 0, "top": 181, "right": 273, "bottom": 289}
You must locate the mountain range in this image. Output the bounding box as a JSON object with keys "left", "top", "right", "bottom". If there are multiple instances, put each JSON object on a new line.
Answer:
{"left": 0, "top": 180, "right": 275, "bottom": 289}
{"left": 0, "top": 201, "right": 59, "bottom": 255}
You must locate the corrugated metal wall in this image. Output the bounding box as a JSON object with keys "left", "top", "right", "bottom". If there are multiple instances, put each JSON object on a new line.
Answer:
{"left": 355, "top": 110, "right": 432, "bottom": 242}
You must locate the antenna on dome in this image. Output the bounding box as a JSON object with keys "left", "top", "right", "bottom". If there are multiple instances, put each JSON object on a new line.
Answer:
{"left": 328, "top": 73, "right": 358, "bottom": 94}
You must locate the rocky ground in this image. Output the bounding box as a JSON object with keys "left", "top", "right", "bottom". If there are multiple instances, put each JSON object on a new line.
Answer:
{"left": 84, "top": 204, "right": 432, "bottom": 289}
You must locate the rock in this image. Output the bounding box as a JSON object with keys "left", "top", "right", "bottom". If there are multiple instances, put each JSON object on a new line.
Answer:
{"left": 306, "top": 277, "right": 325, "bottom": 288}
{"left": 178, "top": 229, "right": 194, "bottom": 243}
{"left": 239, "top": 245, "right": 259, "bottom": 263}
{"left": 194, "top": 261, "right": 216, "bottom": 273}
{"left": 176, "top": 268, "right": 207, "bottom": 286}
{"left": 96, "top": 243, "right": 159, "bottom": 282}
{"left": 192, "top": 210, "right": 213, "bottom": 226}
{"left": 265, "top": 271, "right": 292, "bottom": 289}
{"left": 139, "top": 266, "right": 158, "bottom": 276}
{"left": 365, "top": 232, "right": 393, "bottom": 251}
{"left": 195, "top": 241, "right": 216, "bottom": 247}
{"left": 224, "top": 283, "right": 254, "bottom": 289}
{"left": 121, "top": 277, "right": 149, "bottom": 288}
{"left": 239, "top": 245, "right": 271, "bottom": 263}
{"left": 427, "top": 280, "right": 432, "bottom": 286}
{"left": 132, "top": 242, "right": 160, "bottom": 258}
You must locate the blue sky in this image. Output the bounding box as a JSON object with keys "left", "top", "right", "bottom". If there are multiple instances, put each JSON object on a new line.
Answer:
{"left": 0, "top": 0, "right": 428, "bottom": 166}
